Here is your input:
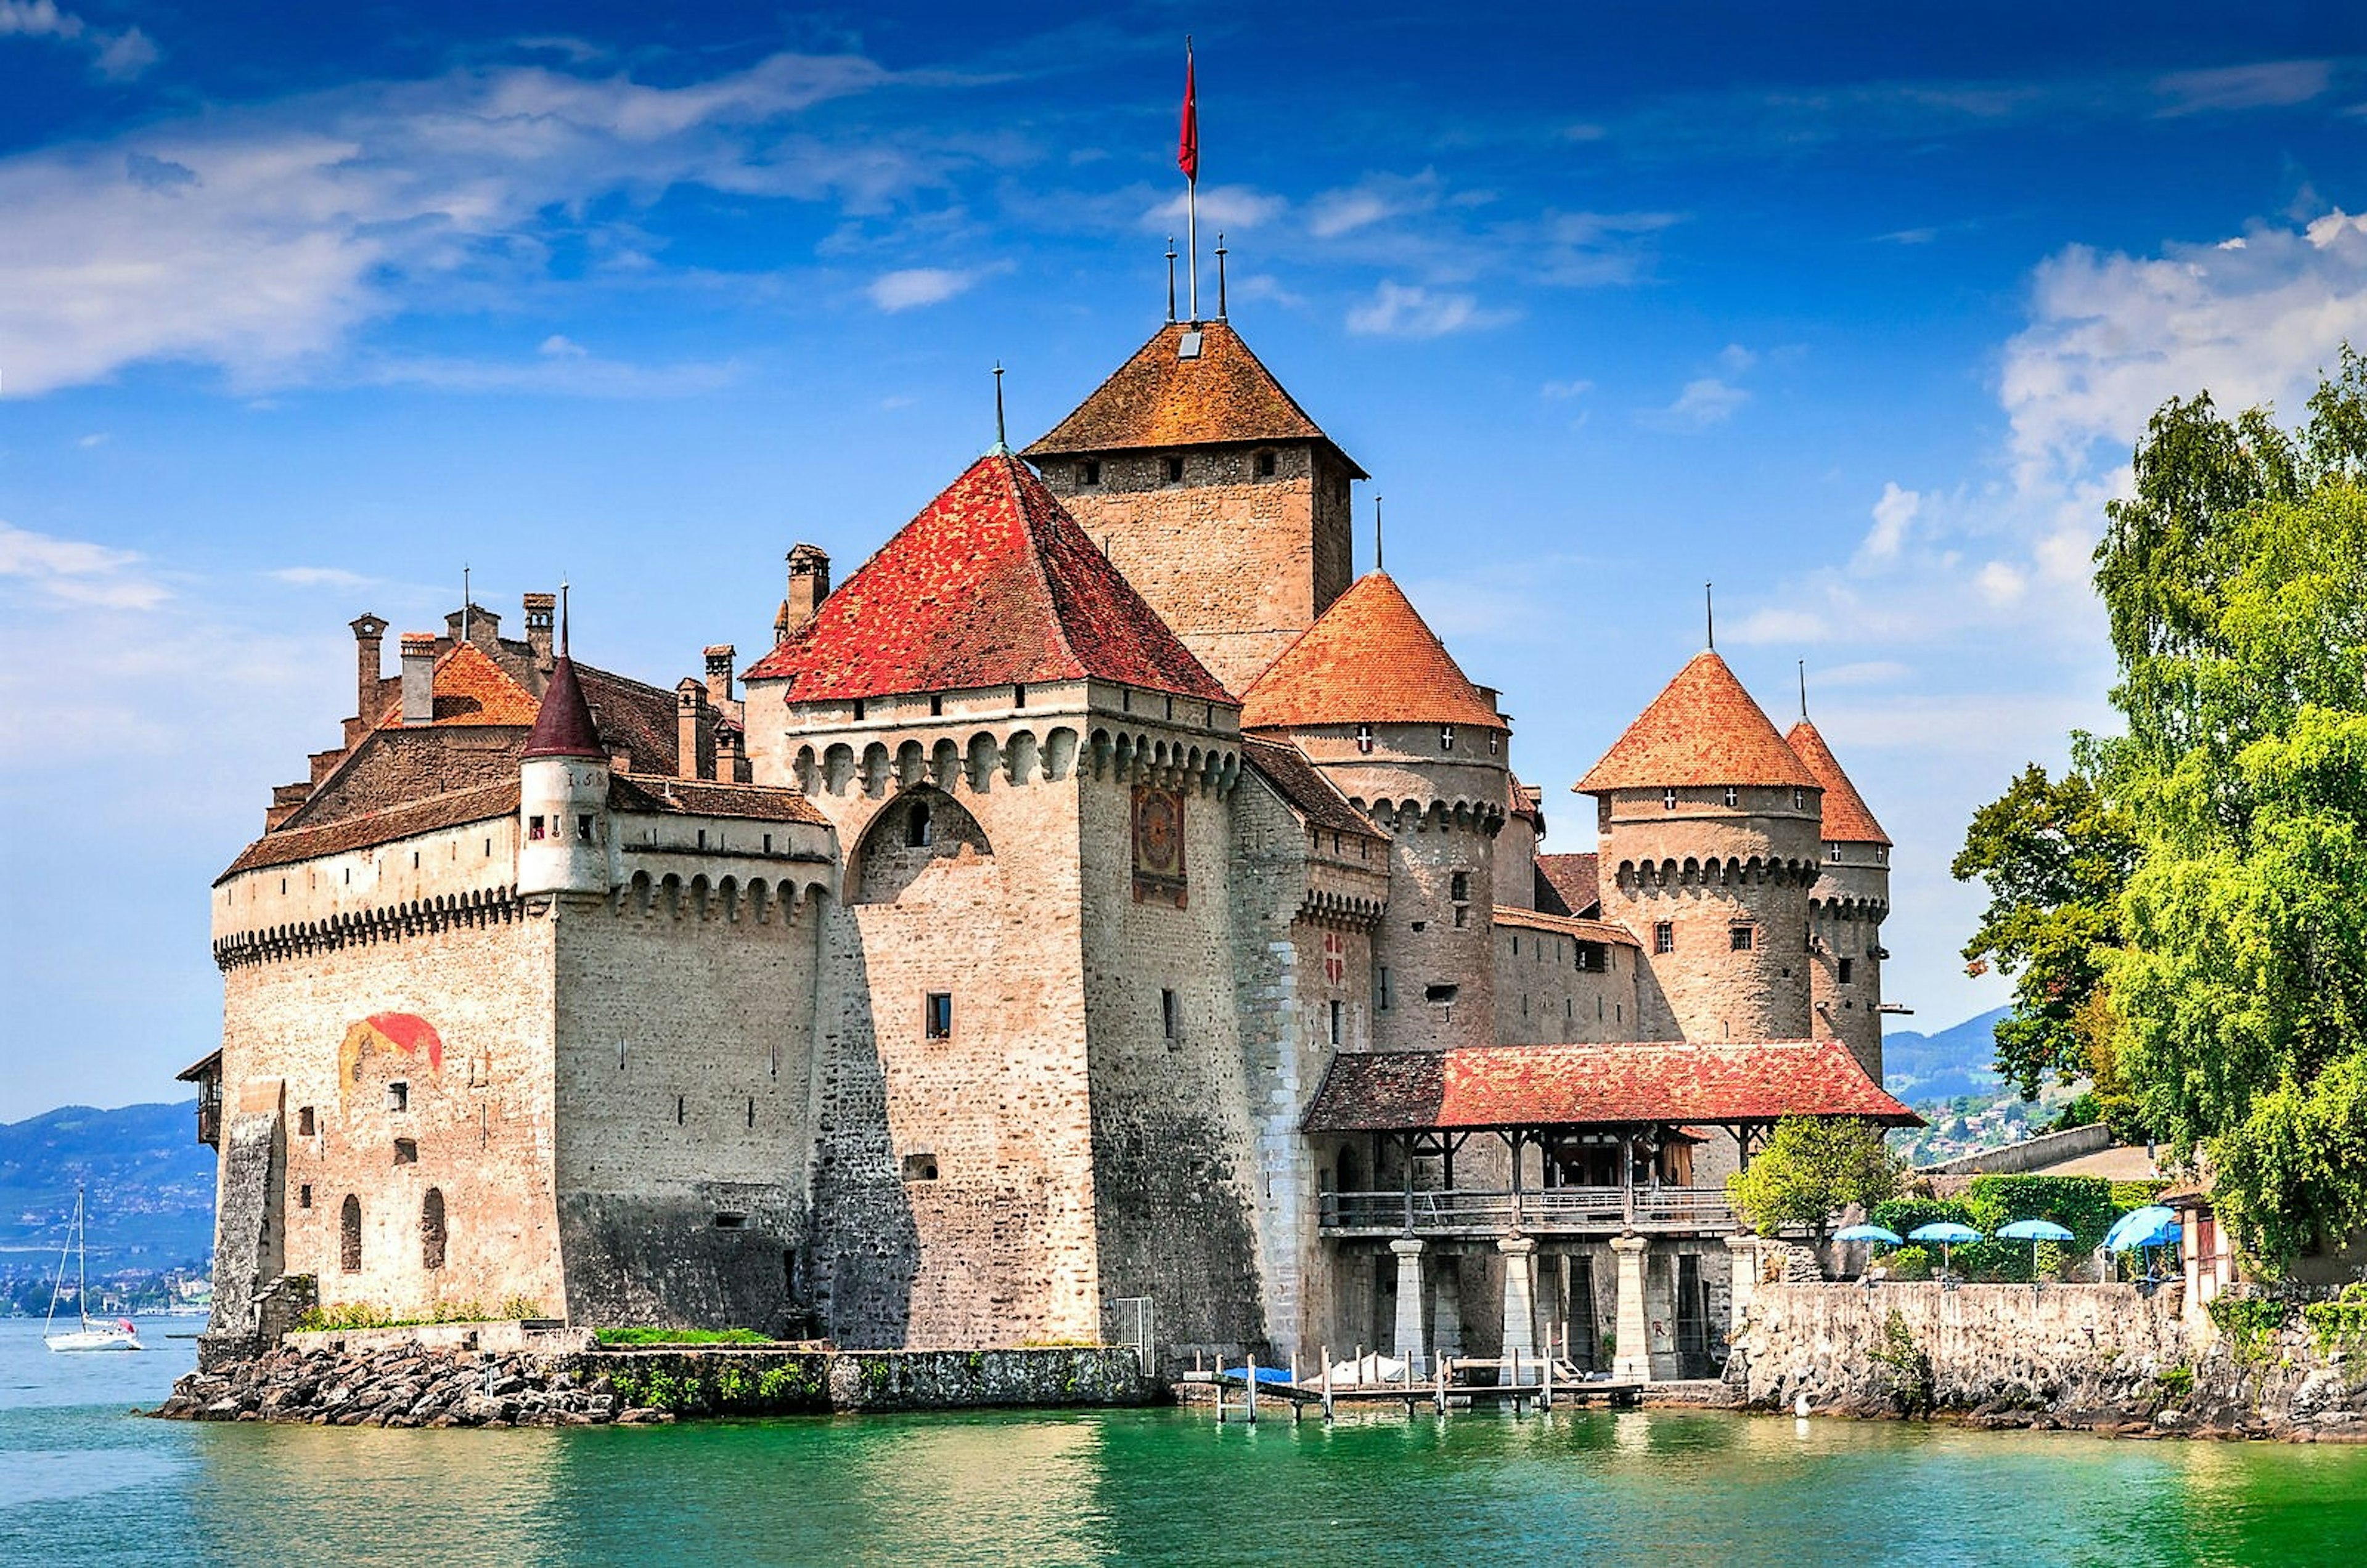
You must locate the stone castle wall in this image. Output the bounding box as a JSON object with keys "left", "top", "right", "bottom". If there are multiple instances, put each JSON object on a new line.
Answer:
{"left": 1042, "top": 442, "right": 1354, "bottom": 693}
{"left": 1806, "top": 849, "right": 1887, "bottom": 1078}
{"left": 1490, "top": 922, "right": 1642, "bottom": 1044}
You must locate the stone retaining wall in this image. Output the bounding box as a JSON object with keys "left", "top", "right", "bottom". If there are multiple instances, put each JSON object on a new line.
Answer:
{"left": 1726, "top": 1281, "right": 2367, "bottom": 1440}
{"left": 152, "top": 1341, "right": 1156, "bottom": 1427}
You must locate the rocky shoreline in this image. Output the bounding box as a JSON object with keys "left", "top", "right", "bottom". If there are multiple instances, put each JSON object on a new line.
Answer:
{"left": 153, "top": 1344, "right": 652, "bottom": 1427}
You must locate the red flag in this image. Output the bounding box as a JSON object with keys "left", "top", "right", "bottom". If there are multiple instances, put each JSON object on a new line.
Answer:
{"left": 1177, "top": 49, "right": 1198, "bottom": 182}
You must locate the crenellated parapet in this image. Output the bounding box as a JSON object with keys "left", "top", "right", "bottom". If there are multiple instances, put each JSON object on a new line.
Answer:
{"left": 1349, "top": 793, "right": 1508, "bottom": 838}
{"left": 608, "top": 868, "right": 833, "bottom": 928}
{"left": 1613, "top": 854, "right": 1825, "bottom": 892}
{"left": 213, "top": 884, "right": 522, "bottom": 971}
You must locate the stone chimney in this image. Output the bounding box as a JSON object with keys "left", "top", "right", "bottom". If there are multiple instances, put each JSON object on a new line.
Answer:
{"left": 704, "top": 645, "right": 735, "bottom": 710}
{"left": 523, "top": 593, "right": 557, "bottom": 677}
{"left": 676, "top": 679, "right": 708, "bottom": 781}
{"left": 399, "top": 634, "right": 438, "bottom": 725}
{"left": 446, "top": 604, "right": 501, "bottom": 653}
{"left": 778, "top": 544, "right": 831, "bottom": 643}
{"left": 349, "top": 614, "right": 388, "bottom": 741}
{"left": 714, "top": 723, "right": 744, "bottom": 784}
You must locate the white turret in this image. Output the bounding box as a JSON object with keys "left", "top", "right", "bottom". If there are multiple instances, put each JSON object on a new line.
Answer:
{"left": 518, "top": 645, "right": 610, "bottom": 898}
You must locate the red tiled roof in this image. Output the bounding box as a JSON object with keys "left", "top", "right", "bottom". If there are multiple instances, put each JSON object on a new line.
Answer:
{"left": 1535, "top": 852, "right": 1599, "bottom": 917}
{"left": 219, "top": 780, "right": 521, "bottom": 881}
{"left": 743, "top": 452, "right": 1231, "bottom": 704}
{"left": 1240, "top": 572, "right": 1506, "bottom": 732}
{"left": 1489, "top": 905, "right": 1638, "bottom": 948}
{"left": 523, "top": 656, "right": 604, "bottom": 760}
{"left": 1784, "top": 719, "right": 1892, "bottom": 846}
{"left": 1300, "top": 1040, "right": 1921, "bottom": 1132}
{"left": 1240, "top": 737, "right": 1385, "bottom": 841}
{"left": 607, "top": 774, "right": 827, "bottom": 825}
{"left": 375, "top": 640, "right": 540, "bottom": 729}
{"left": 1021, "top": 320, "right": 1365, "bottom": 476}
{"left": 1575, "top": 650, "right": 1818, "bottom": 794}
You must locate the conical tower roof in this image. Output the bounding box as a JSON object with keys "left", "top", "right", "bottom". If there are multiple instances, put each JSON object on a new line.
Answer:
{"left": 1240, "top": 571, "right": 1505, "bottom": 732}
{"left": 742, "top": 451, "right": 1230, "bottom": 704}
{"left": 1022, "top": 320, "right": 1366, "bottom": 477}
{"left": 523, "top": 655, "right": 605, "bottom": 759}
{"left": 1575, "top": 650, "right": 1818, "bottom": 794}
{"left": 1785, "top": 719, "right": 1891, "bottom": 846}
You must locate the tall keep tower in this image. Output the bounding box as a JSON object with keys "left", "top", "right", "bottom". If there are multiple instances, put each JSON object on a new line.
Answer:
{"left": 1578, "top": 652, "right": 1823, "bottom": 1044}
{"left": 1024, "top": 321, "right": 1364, "bottom": 695}
{"left": 1243, "top": 571, "right": 1508, "bottom": 1053}
{"left": 1786, "top": 716, "right": 1892, "bottom": 1080}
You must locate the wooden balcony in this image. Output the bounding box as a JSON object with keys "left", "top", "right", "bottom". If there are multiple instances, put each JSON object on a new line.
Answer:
{"left": 1320, "top": 1185, "right": 1736, "bottom": 1239}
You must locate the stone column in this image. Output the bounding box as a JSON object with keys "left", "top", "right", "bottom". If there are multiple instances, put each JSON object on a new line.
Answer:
{"left": 1432, "top": 1256, "right": 1465, "bottom": 1358}
{"left": 1498, "top": 1234, "right": 1538, "bottom": 1359}
{"left": 1389, "top": 1237, "right": 1427, "bottom": 1376}
{"left": 1611, "top": 1235, "right": 1651, "bottom": 1384}
{"left": 1724, "top": 1235, "right": 1763, "bottom": 1346}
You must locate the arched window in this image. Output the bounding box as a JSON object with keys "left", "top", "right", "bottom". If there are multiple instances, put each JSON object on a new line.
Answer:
{"left": 420, "top": 1188, "right": 447, "bottom": 1271}
{"left": 339, "top": 1194, "right": 362, "bottom": 1273}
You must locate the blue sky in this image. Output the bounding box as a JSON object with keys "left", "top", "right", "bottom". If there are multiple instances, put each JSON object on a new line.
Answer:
{"left": 7, "top": 2, "right": 2367, "bottom": 1116}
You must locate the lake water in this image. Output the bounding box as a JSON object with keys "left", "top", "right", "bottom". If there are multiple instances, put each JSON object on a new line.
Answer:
{"left": 4, "top": 1317, "right": 2365, "bottom": 1565}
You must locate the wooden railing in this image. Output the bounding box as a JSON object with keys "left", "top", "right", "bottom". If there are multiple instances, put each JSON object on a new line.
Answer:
{"left": 1319, "top": 1186, "right": 1735, "bottom": 1236}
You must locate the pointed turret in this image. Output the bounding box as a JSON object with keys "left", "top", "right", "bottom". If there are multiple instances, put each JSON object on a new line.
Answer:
{"left": 1576, "top": 651, "right": 1817, "bottom": 794}
{"left": 1241, "top": 571, "right": 1505, "bottom": 733}
{"left": 1785, "top": 717, "right": 1892, "bottom": 1082}
{"left": 519, "top": 647, "right": 611, "bottom": 897}
{"left": 1023, "top": 319, "right": 1363, "bottom": 693}
{"left": 1783, "top": 720, "right": 1890, "bottom": 846}
{"left": 523, "top": 655, "right": 604, "bottom": 759}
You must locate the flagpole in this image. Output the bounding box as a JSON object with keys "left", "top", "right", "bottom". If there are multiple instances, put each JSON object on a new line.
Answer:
{"left": 1184, "top": 38, "right": 1198, "bottom": 322}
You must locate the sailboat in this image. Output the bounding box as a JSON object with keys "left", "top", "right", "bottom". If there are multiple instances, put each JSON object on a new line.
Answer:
{"left": 45, "top": 1188, "right": 144, "bottom": 1352}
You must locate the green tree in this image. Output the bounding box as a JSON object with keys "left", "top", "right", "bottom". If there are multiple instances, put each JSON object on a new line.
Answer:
{"left": 1952, "top": 764, "right": 2141, "bottom": 1096}
{"left": 1725, "top": 1116, "right": 1902, "bottom": 1247}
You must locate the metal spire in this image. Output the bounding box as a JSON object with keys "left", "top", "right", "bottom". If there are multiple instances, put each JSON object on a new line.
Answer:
{"left": 559, "top": 580, "right": 570, "bottom": 659}
{"left": 1375, "top": 495, "right": 1384, "bottom": 573}
{"left": 462, "top": 563, "right": 471, "bottom": 645}
{"left": 1706, "top": 582, "right": 1715, "bottom": 651}
{"left": 1799, "top": 659, "right": 1809, "bottom": 719}
{"left": 1215, "top": 232, "right": 1228, "bottom": 320}
{"left": 992, "top": 362, "right": 1007, "bottom": 451}
{"left": 1165, "top": 236, "right": 1177, "bottom": 323}
{"left": 1183, "top": 36, "right": 1198, "bottom": 322}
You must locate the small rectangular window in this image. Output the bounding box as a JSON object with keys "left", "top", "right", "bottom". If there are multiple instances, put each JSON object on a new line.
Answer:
{"left": 1423, "top": 984, "right": 1458, "bottom": 1005}
{"left": 712, "top": 1212, "right": 748, "bottom": 1230}
{"left": 1166, "top": 455, "right": 1184, "bottom": 483}
{"left": 576, "top": 814, "right": 594, "bottom": 842}
{"left": 1013, "top": 685, "right": 1027, "bottom": 708}
{"left": 1838, "top": 957, "right": 1855, "bottom": 984}
{"left": 1329, "top": 999, "right": 1344, "bottom": 1047}
{"left": 1653, "top": 922, "right": 1675, "bottom": 955}
{"left": 926, "top": 992, "right": 954, "bottom": 1040}
{"left": 385, "top": 1082, "right": 409, "bottom": 1113}
{"left": 1450, "top": 871, "right": 1470, "bottom": 902}
{"left": 762, "top": 833, "right": 773, "bottom": 853}
{"left": 298, "top": 1183, "right": 313, "bottom": 1209}
{"left": 902, "top": 1152, "right": 940, "bottom": 1182}
{"left": 1081, "top": 459, "right": 1102, "bottom": 486}
{"left": 1511, "top": 936, "right": 1519, "bottom": 956}
{"left": 392, "top": 1137, "right": 418, "bottom": 1166}
{"left": 298, "top": 1106, "right": 316, "bottom": 1137}
{"left": 1730, "top": 925, "right": 1755, "bottom": 952}
{"left": 930, "top": 693, "right": 944, "bottom": 716}
{"left": 528, "top": 815, "right": 546, "bottom": 841}
{"left": 1161, "top": 987, "right": 1179, "bottom": 1042}
{"left": 1254, "top": 450, "right": 1276, "bottom": 477}
{"left": 853, "top": 698, "right": 867, "bottom": 721}
{"left": 1453, "top": 905, "right": 1469, "bottom": 928}
{"left": 697, "top": 829, "right": 707, "bottom": 850}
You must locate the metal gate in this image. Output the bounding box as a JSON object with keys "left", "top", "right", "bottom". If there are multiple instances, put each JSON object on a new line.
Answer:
{"left": 1109, "top": 1296, "right": 1155, "bottom": 1374}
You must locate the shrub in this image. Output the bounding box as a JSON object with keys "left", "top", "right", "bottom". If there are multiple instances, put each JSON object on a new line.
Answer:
{"left": 593, "top": 1326, "right": 771, "bottom": 1346}
{"left": 2157, "top": 1363, "right": 2195, "bottom": 1401}
{"left": 2207, "top": 1296, "right": 2291, "bottom": 1364}
{"left": 1869, "top": 1307, "right": 1936, "bottom": 1416}
{"left": 1726, "top": 1116, "right": 1903, "bottom": 1244}
{"left": 2302, "top": 1295, "right": 2367, "bottom": 1352}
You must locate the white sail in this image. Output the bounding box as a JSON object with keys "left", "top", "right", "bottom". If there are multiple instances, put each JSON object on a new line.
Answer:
{"left": 45, "top": 1187, "right": 144, "bottom": 1353}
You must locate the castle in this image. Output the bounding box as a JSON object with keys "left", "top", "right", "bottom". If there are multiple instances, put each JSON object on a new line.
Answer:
{"left": 188, "top": 308, "right": 1915, "bottom": 1381}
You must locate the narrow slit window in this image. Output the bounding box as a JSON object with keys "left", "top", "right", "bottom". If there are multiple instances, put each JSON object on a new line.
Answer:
{"left": 1838, "top": 957, "right": 1855, "bottom": 984}
{"left": 926, "top": 992, "right": 954, "bottom": 1040}
{"left": 1161, "top": 988, "right": 1179, "bottom": 1042}
{"left": 1328, "top": 999, "right": 1343, "bottom": 1048}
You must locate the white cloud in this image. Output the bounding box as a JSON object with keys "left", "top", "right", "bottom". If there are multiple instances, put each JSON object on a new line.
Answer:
{"left": 1731, "top": 606, "right": 1829, "bottom": 645}
{"left": 0, "top": 50, "right": 924, "bottom": 398}
{"left": 1540, "top": 378, "right": 1593, "bottom": 399}
{"left": 2152, "top": 60, "right": 2332, "bottom": 116}
{"left": 0, "top": 520, "right": 166, "bottom": 608}
{"left": 1644, "top": 375, "right": 1749, "bottom": 431}
{"left": 1146, "top": 184, "right": 1285, "bottom": 232}
{"left": 76, "top": 431, "right": 107, "bottom": 447}
{"left": 1976, "top": 561, "right": 2028, "bottom": 605}
{"left": 1857, "top": 481, "right": 1920, "bottom": 565}
{"left": 867, "top": 267, "right": 976, "bottom": 312}
{"left": 1345, "top": 280, "right": 1513, "bottom": 338}
{"left": 0, "top": 1, "right": 155, "bottom": 81}
{"left": 538, "top": 333, "right": 588, "bottom": 358}
{"left": 268, "top": 566, "right": 372, "bottom": 588}
{"left": 1306, "top": 171, "right": 1441, "bottom": 239}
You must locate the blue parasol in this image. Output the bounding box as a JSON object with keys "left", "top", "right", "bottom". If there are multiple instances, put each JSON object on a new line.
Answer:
{"left": 1997, "top": 1218, "right": 2075, "bottom": 1276}
{"left": 2105, "top": 1205, "right": 2180, "bottom": 1252}
{"left": 1834, "top": 1223, "right": 1903, "bottom": 1246}
{"left": 1908, "top": 1220, "right": 1983, "bottom": 1276}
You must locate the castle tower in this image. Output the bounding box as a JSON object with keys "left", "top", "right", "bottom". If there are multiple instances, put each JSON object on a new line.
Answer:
{"left": 518, "top": 652, "right": 611, "bottom": 898}
{"left": 1577, "top": 652, "right": 1822, "bottom": 1043}
{"left": 1785, "top": 717, "right": 1892, "bottom": 1080}
{"left": 1023, "top": 321, "right": 1365, "bottom": 695}
{"left": 1242, "top": 571, "right": 1508, "bottom": 1052}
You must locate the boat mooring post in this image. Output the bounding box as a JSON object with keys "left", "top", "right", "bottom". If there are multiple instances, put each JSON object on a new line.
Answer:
{"left": 1246, "top": 1354, "right": 1259, "bottom": 1424}
{"left": 1216, "top": 1358, "right": 1227, "bottom": 1424}
{"left": 1320, "top": 1344, "right": 1335, "bottom": 1423}
{"left": 1543, "top": 1347, "right": 1555, "bottom": 1411}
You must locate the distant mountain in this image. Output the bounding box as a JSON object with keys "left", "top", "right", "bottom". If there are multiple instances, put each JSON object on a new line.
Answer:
{"left": 0, "top": 1101, "right": 216, "bottom": 1277}
{"left": 1883, "top": 1005, "right": 2012, "bottom": 1102}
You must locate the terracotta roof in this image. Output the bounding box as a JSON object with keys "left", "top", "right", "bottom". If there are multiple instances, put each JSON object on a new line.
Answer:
{"left": 1784, "top": 719, "right": 1892, "bottom": 846}
{"left": 176, "top": 1048, "right": 222, "bottom": 1083}
{"left": 743, "top": 452, "right": 1231, "bottom": 705}
{"left": 607, "top": 774, "right": 827, "bottom": 825}
{"left": 1021, "top": 320, "right": 1365, "bottom": 476}
{"left": 1240, "top": 573, "right": 1506, "bottom": 732}
{"left": 574, "top": 664, "right": 690, "bottom": 775}
{"left": 219, "top": 780, "right": 521, "bottom": 881}
{"left": 1535, "top": 852, "right": 1600, "bottom": 917}
{"left": 1301, "top": 1040, "right": 1922, "bottom": 1133}
{"left": 1490, "top": 904, "right": 1638, "bottom": 948}
{"left": 376, "top": 641, "right": 540, "bottom": 729}
{"left": 1575, "top": 650, "right": 1818, "bottom": 794}
{"left": 523, "top": 656, "right": 604, "bottom": 760}
{"left": 1240, "top": 737, "right": 1385, "bottom": 841}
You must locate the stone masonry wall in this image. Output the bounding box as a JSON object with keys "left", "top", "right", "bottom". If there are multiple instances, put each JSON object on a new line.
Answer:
{"left": 1806, "top": 850, "right": 1887, "bottom": 1080}
{"left": 1490, "top": 924, "right": 1641, "bottom": 1044}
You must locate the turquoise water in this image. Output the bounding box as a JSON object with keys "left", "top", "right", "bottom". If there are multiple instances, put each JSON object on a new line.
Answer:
{"left": 4, "top": 1318, "right": 2365, "bottom": 1565}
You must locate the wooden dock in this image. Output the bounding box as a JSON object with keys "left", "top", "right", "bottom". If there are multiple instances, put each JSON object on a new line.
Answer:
{"left": 1185, "top": 1345, "right": 1645, "bottom": 1423}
